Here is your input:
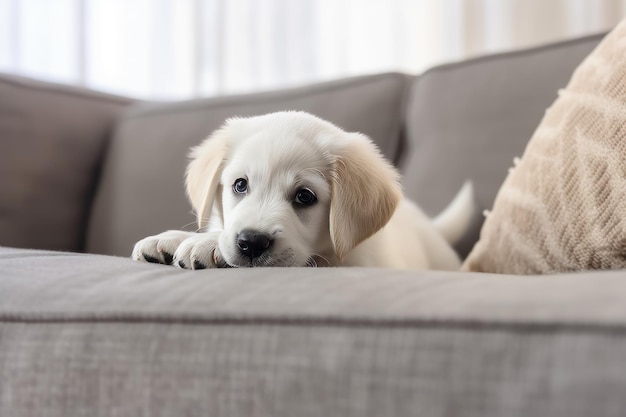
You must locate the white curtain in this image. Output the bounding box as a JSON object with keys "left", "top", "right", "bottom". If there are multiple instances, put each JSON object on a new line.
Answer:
{"left": 1, "top": 0, "right": 624, "bottom": 100}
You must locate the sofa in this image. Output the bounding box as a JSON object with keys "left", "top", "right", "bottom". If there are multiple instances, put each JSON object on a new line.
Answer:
{"left": 3, "top": 31, "right": 626, "bottom": 417}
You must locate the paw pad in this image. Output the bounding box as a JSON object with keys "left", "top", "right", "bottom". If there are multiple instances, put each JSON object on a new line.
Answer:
{"left": 193, "top": 260, "right": 206, "bottom": 270}
{"left": 143, "top": 254, "right": 161, "bottom": 264}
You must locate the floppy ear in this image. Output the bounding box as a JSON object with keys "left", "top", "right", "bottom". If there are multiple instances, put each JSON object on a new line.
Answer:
{"left": 329, "top": 133, "right": 403, "bottom": 260}
{"left": 185, "top": 128, "right": 230, "bottom": 229}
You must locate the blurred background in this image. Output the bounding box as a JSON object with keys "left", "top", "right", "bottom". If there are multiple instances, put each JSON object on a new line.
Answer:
{"left": 1, "top": 0, "right": 625, "bottom": 100}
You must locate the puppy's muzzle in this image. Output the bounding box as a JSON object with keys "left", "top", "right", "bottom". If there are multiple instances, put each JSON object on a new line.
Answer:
{"left": 237, "top": 229, "right": 273, "bottom": 260}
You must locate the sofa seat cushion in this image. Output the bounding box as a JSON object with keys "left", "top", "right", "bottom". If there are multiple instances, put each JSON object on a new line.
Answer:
{"left": 464, "top": 20, "right": 626, "bottom": 274}
{"left": 3, "top": 246, "right": 626, "bottom": 416}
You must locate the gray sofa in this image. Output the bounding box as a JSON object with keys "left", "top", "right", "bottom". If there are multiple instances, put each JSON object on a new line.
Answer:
{"left": 3, "top": 32, "right": 626, "bottom": 417}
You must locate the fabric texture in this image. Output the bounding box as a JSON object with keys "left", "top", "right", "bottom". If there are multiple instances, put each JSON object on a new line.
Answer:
{"left": 463, "top": 20, "right": 626, "bottom": 274}
{"left": 86, "top": 73, "right": 412, "bottom": 256}
{"left": 0, "top": 74, "right": 131, "bottom": 252}
{"left": 3, "top": 247, "right": 626, "bottom": 417}
{"left": 402, "top": 33, "right": 604, "bottom": 258}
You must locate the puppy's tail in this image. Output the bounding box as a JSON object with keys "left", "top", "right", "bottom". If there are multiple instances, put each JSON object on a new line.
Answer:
{"left": 432, "top": 181, "right": 476, "bottom": 246}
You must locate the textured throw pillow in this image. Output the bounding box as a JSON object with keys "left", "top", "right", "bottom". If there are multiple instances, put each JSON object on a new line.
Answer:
{"left": 463, "top": 19, "right": 626, "bottom": 274}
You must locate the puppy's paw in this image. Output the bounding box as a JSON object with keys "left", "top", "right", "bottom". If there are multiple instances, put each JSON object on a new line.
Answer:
{"left": 173, "top": 232, "right": 229, "bottom": 269}
{"left": 131, "top": 230, "right": 196, "bottom": 265}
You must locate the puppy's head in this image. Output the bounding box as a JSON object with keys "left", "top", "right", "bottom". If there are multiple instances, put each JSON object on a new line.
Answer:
{"left": 186, "top": 111, "right": 402, "bottom": 267}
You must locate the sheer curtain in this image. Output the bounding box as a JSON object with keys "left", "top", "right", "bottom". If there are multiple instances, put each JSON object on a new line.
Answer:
{"left": 1, "top": 0, "right": 624, "bottom": 100}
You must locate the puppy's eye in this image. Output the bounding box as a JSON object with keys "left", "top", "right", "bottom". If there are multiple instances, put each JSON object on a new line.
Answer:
{"left": 233, "top": 178, "right": 248, "bottom": 194}
{"left": 295, "top": 188, "right": 317, "bottom": 206}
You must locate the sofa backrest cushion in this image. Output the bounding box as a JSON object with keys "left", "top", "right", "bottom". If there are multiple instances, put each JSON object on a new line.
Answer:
{"left": 86, "top": 73, "right": 411, "bottom": 256}
{"left": 0, "top": 74, "right": 131, "bottom": 252}
{"left": 401, "top": 33, "right": 605, "bottom": 258}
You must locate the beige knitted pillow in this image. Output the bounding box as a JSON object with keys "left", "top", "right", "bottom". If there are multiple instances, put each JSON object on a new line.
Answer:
{"left": 463, "top": 19, "right": 626, "bottom": 275}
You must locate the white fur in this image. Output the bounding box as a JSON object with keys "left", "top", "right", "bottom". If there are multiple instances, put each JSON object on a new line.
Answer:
{"left": 132, "top": 111, "right": 474, "bottom": 270}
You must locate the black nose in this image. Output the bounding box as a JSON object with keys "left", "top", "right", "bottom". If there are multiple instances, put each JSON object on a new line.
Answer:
{"left": 237, "top": 229, "right": 272, "bottom": 259}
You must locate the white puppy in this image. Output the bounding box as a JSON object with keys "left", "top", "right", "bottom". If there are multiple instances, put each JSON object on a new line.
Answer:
{"left": 132, "top": 111, "right": 473, "bottom": 270}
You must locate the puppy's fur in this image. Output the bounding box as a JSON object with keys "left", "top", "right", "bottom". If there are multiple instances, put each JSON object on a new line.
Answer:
{"left": 132, "top": 111, "right": 473, "bottom": 270}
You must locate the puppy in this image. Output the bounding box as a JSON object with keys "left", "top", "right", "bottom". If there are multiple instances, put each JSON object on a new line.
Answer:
{"left": 132, "top": 111, "right": 474, "bottom": 270}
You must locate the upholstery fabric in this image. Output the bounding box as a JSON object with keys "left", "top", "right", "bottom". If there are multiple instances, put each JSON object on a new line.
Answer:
{"left": 402, "top": 33, "right": 604, "bottom": 258}
{"left": 3, "top": 247, "right": 626, "bottom": 417}
{"left": 464, "top": 20, "right": 626, "bottom": 274}
{"left": 86, "top": 73, "right": 412, "bottom": 256}
{"left": 0, "top": 74, "right": 131, "bottom": 252}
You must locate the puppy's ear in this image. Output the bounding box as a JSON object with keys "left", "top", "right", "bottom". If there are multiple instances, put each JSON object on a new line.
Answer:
{"left": 185, "top": 128, "right": 230, "bottom": 229}
{"left": 329, "top": 133, "right": 403, "bottom": 260}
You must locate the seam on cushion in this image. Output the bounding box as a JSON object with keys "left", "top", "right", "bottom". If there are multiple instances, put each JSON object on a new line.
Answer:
{"left": 119, "top": 73, "right": 411, "bottom": 121}
{"left": 390, "top": 75, "right": 415, "bottom": 166}
{"left": 0, "top": 250, "right": 101, "bottom": 259}
{"left": 382, "top": 74, "right": 415, "bottom": 164}
{"left": 2, "top": 313, "right": 626, "bottom": 335}
{"left": 0, "top": 73, "right": 133, "bottom": 105}
{"left": 419, "top": 32, "right": 606, "bottom": 77}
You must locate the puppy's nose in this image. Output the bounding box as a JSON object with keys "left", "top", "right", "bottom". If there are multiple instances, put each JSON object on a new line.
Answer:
{"left": 237, "top": 229, "right": 272, "bottom": 259}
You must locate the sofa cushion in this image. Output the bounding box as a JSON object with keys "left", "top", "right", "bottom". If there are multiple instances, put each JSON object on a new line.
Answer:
{"left": 401, "top": 33, "right": 605, "bottom": 258}
{"left": 86, "top": 73, "right": 412, "bottom": 256}
{"left": 0, "top": 74, "right": 131, "bottom": 252}
{"left": 3, "top": 246, "right": 626, "bottom": 416}
{"left": 463, "top": 21, "right": 626, "bottom": 274}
